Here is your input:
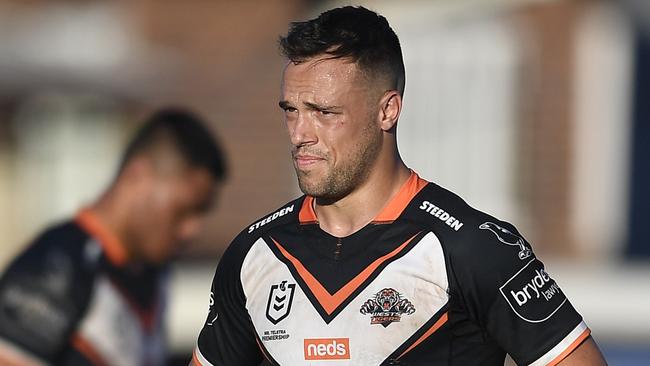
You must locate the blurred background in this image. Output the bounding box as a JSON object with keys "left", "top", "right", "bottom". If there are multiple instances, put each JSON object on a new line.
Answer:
{"left": 0, "top": 0, "right": 648, "bottom": 365}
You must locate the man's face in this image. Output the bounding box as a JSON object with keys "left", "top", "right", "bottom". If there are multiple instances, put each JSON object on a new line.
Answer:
{"left": 130, "top": 163, "right": 217, "bottom": 265}
{"left": 280, "top": 57, "right": 383, "bottom": 200}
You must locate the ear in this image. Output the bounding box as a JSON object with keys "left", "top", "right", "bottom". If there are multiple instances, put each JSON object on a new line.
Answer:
{"left": 378, "top": 90, "right": 402, "bottom": 132}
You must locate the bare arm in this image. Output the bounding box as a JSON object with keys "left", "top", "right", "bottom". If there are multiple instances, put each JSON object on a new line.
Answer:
{"left": 0, "top": 343, "right": 47, "bottom": 366}
{"left": 0, "top": 354, "right": 39, "bottom": 366}
{"left": 556, "top": 336, "right": 607, "bottom": 366}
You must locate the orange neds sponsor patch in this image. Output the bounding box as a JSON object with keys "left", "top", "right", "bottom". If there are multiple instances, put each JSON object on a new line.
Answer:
{"left": 304, "top": 338, "right": 350, "bottom": 360}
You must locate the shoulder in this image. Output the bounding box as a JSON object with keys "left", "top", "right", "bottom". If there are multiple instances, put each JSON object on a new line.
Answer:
{"left": 243, "top": 197, "right": 304, "bottom": 236}
{"left": 0, "top": 219, "right": 99, "bottom": 360}
{"left": 0, "top": 219, "right": 102, "bottom": 309}
{"left": 3, "top": 220, "right": 97, "bottom": 276}
{"left": 403, "top": 181, "right": 498, "bottom": 239}
{"left": 218, "top": 196, "right": 306, "bottom": 268}
{"left": 0, "top": 219, "right": 101, "bottom": 295}
{"left": 228, "top": 196, "right": 305, "bottom": 250}
{"left": 403, "top": 181, "right": 533, "bottom": 267}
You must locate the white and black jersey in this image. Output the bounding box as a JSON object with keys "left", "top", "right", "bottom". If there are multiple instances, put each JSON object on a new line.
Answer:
{"left": 194, "top": 171, "right": 589, "bottom": 366}
{"left": 0, "top": 209, "right": 166, "bottom": 366}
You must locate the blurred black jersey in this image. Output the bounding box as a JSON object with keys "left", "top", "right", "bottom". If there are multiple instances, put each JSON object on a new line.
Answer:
{"left": 0, "top": 209, "right": 166, "bottom": 366}
{"left": 194, "top": 171, "right": 589, "bottom": 366}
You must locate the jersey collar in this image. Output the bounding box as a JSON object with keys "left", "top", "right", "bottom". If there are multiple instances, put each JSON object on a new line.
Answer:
{"left": 298, "top": 170, "right": 429, "bottom": 225}
{"left": 75, "top": 208, "right": 129, "bottom": 266}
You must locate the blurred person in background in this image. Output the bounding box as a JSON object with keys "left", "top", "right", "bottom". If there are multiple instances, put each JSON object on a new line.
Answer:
{"left": 0, "top": 108, "right": 227, "bottom": 366}
{"left": 190, "top": 6, "right": 606, "bottom": 366}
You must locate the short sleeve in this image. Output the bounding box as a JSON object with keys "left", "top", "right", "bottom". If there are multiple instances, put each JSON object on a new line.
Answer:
{"left": 450, "top": 220, "right": 589, "bottom": 365}
{"left": 0, "top": 227, "right": 93, "bottom": 363}
{"left": 194, "top": 237, "right": 262, "bottom": 366}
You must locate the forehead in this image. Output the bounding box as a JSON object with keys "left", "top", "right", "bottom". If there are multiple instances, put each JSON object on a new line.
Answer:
{"left": 281, "top": 57, "right": 366, "bottom": 101}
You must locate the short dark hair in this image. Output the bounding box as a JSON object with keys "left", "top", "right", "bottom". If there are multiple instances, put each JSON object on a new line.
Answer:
{"left": 120, "top": 108, "right": 228, "bottom": 181}
{"left": 279, "top": 6, "right": 405, "bottom": 95}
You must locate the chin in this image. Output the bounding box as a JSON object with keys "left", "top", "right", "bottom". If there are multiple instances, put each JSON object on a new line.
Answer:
{"left": 297, "top": 179, "right": 322, "bottom": 197}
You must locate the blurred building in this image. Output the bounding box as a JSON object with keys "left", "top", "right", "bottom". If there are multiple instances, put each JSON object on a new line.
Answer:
{"left": 0, "top": 0, "right": 305, "bottom": 266}
{"left": 0, "top": 0, "right": 648, "bottom": 364}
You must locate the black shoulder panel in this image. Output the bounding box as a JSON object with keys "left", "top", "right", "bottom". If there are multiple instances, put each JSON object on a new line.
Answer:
{"left": 240, "top": 196, "right": 305, "bottom": 239}
{"left": 402, "top": 182, "right": 583, "bottom": 364}
{"left": 0, "top": 221, "right": 99, "bottom": 362}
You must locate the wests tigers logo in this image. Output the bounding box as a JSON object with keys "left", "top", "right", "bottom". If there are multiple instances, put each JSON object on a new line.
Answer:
{"left": 360, "top": 288, "right": 415, "bottom": 327}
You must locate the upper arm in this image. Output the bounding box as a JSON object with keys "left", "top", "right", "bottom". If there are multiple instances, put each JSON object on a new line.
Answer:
{"left": 451, "top": 219, "right": 593, "bottom": 365}
{"left": 0, "top": 339, "right": 48, "bottom": 366}
{"left": 0, "top": 229, "right": 92, "bottom": 364}
{"left": 193, "top": 238, "right": 262, "bottom": 366}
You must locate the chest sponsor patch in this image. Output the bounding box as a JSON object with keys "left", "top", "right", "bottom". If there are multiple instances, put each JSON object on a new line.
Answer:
{"left": 360, "top": 288, "right": 416, "bottom": 327}
{"left": 304, "top": 338, "right": 350, "bottom": 360}
{"left": 500, "top": 259, "right": 567, "bottom": 323}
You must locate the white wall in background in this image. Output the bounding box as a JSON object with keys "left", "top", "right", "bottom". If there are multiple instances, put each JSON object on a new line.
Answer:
{"left": 571, "top": 3, "right": 633, "bottom": 258}
{"left": 5, "top": 93, "right": 124, "bottom": 258}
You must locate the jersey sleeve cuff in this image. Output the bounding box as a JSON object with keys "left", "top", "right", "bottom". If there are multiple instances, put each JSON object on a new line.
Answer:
{"left": 192, "top": 346, "right": 216, "bottom": 366}
{"left": 528, "top": 321, "right": 590, "bottom": 366}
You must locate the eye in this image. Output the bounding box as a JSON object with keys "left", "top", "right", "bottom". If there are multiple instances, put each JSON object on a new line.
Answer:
{"left": 283, "top": 106, "right": 297, "bottom": 113}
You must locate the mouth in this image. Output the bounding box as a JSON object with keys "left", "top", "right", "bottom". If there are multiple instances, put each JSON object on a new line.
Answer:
{"left": 293, "top": 154, "right": 325, "bottom": 169}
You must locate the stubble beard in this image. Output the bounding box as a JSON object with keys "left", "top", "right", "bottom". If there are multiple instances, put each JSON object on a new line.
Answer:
{"left": 294, "top": 123, "right": 382, "bottom": 203}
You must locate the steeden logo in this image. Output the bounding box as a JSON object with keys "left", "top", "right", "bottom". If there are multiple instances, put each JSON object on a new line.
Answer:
{"left": 304, "top": 338, "right": 350, "bottom": 360}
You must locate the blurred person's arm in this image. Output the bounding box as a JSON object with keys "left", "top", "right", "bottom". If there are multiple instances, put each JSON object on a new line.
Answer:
{"left": 557, "top": 336, "right": 607, "bottom": 365}
{"left": 0, "top": 224, "right": 92, "bottom": 366}
{"left": 0, "top": 341, "right": 48, "bottom": 366}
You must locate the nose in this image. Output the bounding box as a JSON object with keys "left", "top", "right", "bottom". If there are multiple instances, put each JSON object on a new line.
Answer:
{"left": 288, "top": 111, "right": 317, "bottom": 147}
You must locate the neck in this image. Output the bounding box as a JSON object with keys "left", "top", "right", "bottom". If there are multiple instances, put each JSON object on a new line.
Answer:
{"left": 314, "top": 158, "right": 410, "bottom": 237}
{"left": 89, "top": 185, "right": 134, "bottom": 260}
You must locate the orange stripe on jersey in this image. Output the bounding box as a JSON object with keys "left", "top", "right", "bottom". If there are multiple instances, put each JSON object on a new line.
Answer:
{"left": 298, "top": 196, "right": 318, "bottom": 224}
{"left": 271, "top": 232, "right": 421, "bottom": 315}
{"left": 75, "top": 208, "right": 128, "bottom": 266}
{"left": 547, "top": 328, "right": 591, "bottom": 366}
{"left": 397, "top": 312, "right": 449, "bottom": 359}
{"left": 191, "top": 349, "right": 203, "bottom": 366}
{"left": 191, "top": 351, "right": 200, "bottom": 366}
{"left": 298, "top": 171, "right": 428, "bottom": 225}
{"left": 374, "top": 171, "right": 428, "bottom": 223}
{"left": 71, "top": 334, "right": 109, "bottom": 366}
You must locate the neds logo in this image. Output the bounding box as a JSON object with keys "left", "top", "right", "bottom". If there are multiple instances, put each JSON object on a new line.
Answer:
{"left": 304, "top": 338, "right": 350, "bottom": 360}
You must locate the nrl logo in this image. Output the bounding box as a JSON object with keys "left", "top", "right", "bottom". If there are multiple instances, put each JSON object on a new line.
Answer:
{"left": 207, "top": 292, "right": 218, "bottom": 326}
{"left": 360, "top": 288, "right": 415, "bottom": 328}
{"left": 266, "top": 280, "right": 296, "bottom": 325}
{"left": 479, "top": 221, "right": 532, "bottom": 260}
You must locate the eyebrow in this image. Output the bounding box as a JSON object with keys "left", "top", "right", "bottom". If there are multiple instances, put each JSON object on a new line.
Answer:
{"left": 278, "top": 100, "right": 341, "bottom": 111}
{"left": 304, "top": 101, "right": 341, "bottom": 111}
